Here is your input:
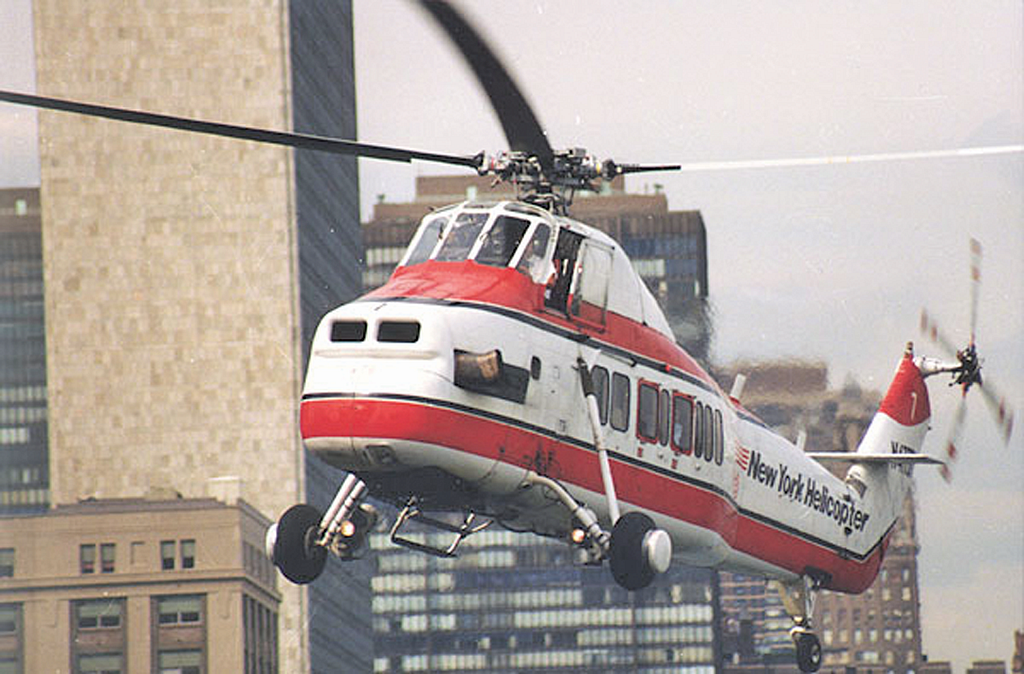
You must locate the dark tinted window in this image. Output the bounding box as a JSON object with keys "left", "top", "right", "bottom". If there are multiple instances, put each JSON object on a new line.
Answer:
{"left": 658, "top": 389, "right": 671, "bottom": 446}
{"left": 610, "top": 373, "right": 630, "bottom": 432}
{"left": 694, "top": 402, "right": 704, "bottom": 459}
{"left": 592, "top": 366, "right": 609, "bottom": 425}
{"left": 331, "top": 320, "right": 366, "bottom": 342}
{"left": 378, "top": 321, "right": 420, "bottom": 343}
{"left": 637, "top": 383, "right": 659, "bottom": 442}
{"left": 703, "top": 404, "right": 715, "bottom": 462}
{"left": 672, "top": 395, "right": 693, "bottom": 454}
{"left": 714, "top": 409, "right": 724, "bottom": 465}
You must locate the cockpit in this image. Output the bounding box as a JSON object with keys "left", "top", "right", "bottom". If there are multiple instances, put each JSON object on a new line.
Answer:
{"left": 399, "top": 201, "right": 555, "bottom": 285}
{"left": 390, "top": 200, "right": 675, "bottom": 341}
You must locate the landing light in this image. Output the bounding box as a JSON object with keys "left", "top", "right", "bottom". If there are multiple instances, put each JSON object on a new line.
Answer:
{"left": 340, "top": 520, "right": 357, "bottom": 538}
{"left": 570, "top": 528, "right": 587, "bottom": 545}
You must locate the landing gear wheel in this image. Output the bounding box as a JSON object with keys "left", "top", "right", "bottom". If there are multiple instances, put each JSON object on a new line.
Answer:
{"left": 608, "top": 511, "right": 657, "bottom": 591}
{"left": 272, "top": 504, "right": 327, "bottom": 585}
{"left": 794, "top": 630, "right": 822, "bottom": 673}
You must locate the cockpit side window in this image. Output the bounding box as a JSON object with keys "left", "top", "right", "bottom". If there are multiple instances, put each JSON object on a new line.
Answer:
{"left": 435, "top": 212, "right": 489, "bottom": 262}
{"left": 403, "top": 215, "right": 449, "bottom": 267}
{"left": 475, "top": 215, "right": 531, "bottom": 267}
{"left": 514, "top": 223, "right": 551, "bottom": 282}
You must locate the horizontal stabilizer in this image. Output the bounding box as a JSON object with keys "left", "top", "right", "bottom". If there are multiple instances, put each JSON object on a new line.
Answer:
{"left": 806, "top": 452, "right": 945, "bottom": 466}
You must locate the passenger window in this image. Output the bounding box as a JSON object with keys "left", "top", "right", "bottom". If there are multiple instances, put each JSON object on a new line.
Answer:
{"left": 592, "top": 366, "right": 609, "bottom": 425}
{"left": 637, "top": 382, "right": 659, "bottom": 442}
{"left": 658, "top": 389, "right": 671, "bottom": 446}
{"left": 515, "top": 223, "right": 551, "bottom": 282}
{"left": 694, "top": 402, "right": 704, "bottom": 459}
{"left": 714, "top": 409, "right": 724, "bottom": 465}
{"left": 475, "top": 215, "right": 531, "bottom": 267}
{"left": 672, "top": 394, "right": 693, "bottom": 454}
{"left": 704, "top": 404, "right": 715, "bottom": 462}
{"left": 610, "top": 373, "right": 630, "bottom": 432}
{"left": 435, "top": 212, "right": 488, "bottom": 262}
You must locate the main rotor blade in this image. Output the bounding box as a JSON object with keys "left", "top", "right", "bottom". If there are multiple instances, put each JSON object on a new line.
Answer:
{"left": 0, "top": 90, "right": 482, "bottom": 169}
{"left": 419, "top": 1, "right": 554, "bottom": 167}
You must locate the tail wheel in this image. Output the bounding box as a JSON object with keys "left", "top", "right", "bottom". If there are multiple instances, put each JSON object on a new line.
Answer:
{"left": 271, "top": 504, "right": 327, "bottom": 585}
{"left": 608, "top": 511, "right": 658, "bottom": 591}
{"left": 794, "top": 631, "right": 822, "bottom": 673}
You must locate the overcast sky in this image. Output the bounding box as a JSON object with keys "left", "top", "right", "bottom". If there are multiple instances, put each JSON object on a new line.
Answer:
{"left": 1, "top": 1, "right": 1022, "bottom": 670}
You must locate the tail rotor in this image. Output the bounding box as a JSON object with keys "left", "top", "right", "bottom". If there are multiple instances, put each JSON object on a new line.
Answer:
{"left": 920, "top": 238, "right": 1015, "bottom": 479}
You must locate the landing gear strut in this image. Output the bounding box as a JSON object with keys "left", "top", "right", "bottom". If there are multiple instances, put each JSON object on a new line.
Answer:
{"left": 774, "top": 575, "right": 824, "bottom": 673}
{"left": 265, "top": 473, "right": 376, "bottom": 585}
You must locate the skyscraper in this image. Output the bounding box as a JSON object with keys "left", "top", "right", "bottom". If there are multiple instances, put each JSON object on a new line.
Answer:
{"left": 31, "top": 2, "right": 367, "bottom": 671}
{"left": 0, "top": 188, "right": 47, "bottom": 514}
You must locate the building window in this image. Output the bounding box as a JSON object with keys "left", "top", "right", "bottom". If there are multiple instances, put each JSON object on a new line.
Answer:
{"left": 243, "top": 595, "right": 278, "bottom": 674}
{"left": 80, "top": 544, "right": 96, "bottom": 574}
{"left": 0, "top": 549, "right": 12, "bottom": 577}
{"left": 0, "top": 604, "right": 20, "bottom": 674}
{"left": 161, "top": 541, "right": 176, "bottom": 570}
{"left": 180, "top": 540, "right": 195, "bottom": 569}
{"left": 75, "top": 598, "right": 123, "bottom": 629}
{"left": 101, "top": 543, "right": 116, "bottom": 573}
{"left": 157, "top": 595, "right": 203, "bottom": 626}
{"left": 610, "top": 373, "right": 630, "bottom": 432}
{"left": 76, "top": 653, "right": 123, "bottom": 674}
{"left": 157, "top": 649, "right": 202, "bottom": 674}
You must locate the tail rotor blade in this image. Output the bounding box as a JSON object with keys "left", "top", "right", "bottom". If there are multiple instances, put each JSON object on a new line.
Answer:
{"left": 919, "top": 309, "right": 959, "bottom": 357}
{"left": 969, "top": 238, "right": 982, "bottom": 348}
{"left": 977, "top": 379, "right": 1015, "bottom": 444}
{"left": 939, "top": 396, "right": 968, "bottom": 482}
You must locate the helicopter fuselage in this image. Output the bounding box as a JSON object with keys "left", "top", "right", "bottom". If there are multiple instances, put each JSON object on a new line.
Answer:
{"left": 301, "top": 200, "right": 900, "bottom": 594}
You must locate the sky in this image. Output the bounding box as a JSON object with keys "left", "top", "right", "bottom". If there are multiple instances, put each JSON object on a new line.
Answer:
{"left": 2, "top": 0, "right": 1022, "bottom": 670}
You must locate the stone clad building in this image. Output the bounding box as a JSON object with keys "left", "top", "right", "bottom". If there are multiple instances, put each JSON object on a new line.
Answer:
{"left": 29, "top": 2, "right": 368, "bottom": 671}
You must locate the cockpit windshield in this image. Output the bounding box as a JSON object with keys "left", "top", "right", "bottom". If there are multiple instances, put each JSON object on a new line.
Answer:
{"left": 435, "top": 212, "right": 488, "bottom": 262}
{"left": 398, "top": 203, "right": 556, "bottom": 283}
{"left": 475, "top": 215, "right": 530, "bottom": 267}
{"left": 403, "top": 214, "right": 449, "bottom": 266}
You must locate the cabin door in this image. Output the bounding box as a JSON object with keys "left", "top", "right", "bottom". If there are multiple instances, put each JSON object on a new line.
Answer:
{"left": 569, "top": 239, "right": 613, "bottom": 328}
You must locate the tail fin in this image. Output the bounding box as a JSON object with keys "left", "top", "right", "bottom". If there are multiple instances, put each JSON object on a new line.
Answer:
{"left": 843, "top": 344, "right": 934, "bottom": 504}
{"left": 858, "top": 343, "right": 932, "bottom": 458}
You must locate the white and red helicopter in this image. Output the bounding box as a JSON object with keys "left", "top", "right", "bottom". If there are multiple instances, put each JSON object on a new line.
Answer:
{"left": 0, "top": 2, "right": 1015, "bottom": 671}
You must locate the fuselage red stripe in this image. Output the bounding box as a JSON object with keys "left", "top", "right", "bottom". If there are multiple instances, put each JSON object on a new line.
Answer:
{"left": 301, "top": 396, "right": 887, "bottom": 593}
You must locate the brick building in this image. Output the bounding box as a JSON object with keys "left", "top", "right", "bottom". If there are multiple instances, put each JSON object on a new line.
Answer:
{"left": 0, "top": 493, "right": 278, "bottom": 673}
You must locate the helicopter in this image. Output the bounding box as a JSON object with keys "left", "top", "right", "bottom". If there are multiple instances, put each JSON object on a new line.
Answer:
{"left": 0, "top": 2, "right": 1016, "bottom": 672}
